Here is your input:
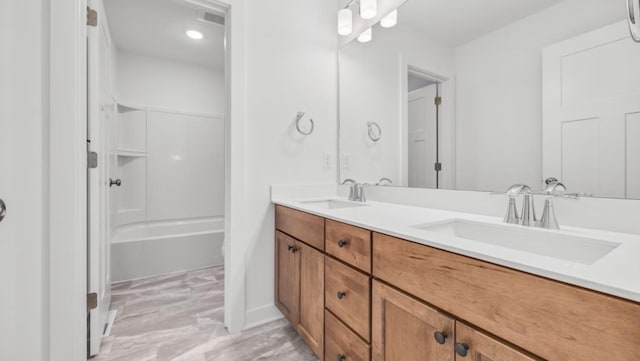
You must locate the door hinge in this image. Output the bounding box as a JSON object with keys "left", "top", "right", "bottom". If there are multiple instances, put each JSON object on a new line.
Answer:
{"left": 434, "top": 162, "right": 442, "bottom": 172}
{"left": 87, "top": 292, "right": 98, "bottom": 310}
{"left": 88, "top": 151, "right": 98, "bottom": 169}
{"left": 87, "top": 7, "right": 98, "bottom": 27}
{"left": 434, "top": 96, "right": 442, "bottom": 106}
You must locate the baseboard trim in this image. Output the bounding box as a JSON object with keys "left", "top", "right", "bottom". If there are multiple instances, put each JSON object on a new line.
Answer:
{"left": 244, "top": 304, "right": 283, "bottom": 330}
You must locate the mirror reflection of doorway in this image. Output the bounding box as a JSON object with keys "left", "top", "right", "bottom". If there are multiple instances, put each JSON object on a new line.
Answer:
{"left": 408, "top": 70, "right": 441, "bottom": 189}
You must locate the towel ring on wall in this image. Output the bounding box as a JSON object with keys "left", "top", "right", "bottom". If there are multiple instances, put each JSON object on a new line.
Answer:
{"left": 295, "top": 112, "right": 314, "bottom": 136}
{"left": 367, "top": 121, "right": 382, "bottom": 142}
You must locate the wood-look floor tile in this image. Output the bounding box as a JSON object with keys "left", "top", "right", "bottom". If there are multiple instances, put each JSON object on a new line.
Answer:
{"left": 95, "top": 266, "right": 318, "bottom": 361}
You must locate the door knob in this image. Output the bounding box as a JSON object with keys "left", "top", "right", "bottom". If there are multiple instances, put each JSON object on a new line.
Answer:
{"left": 0, "top": 198, "right": 6, "bottom": 222}
{"left": 109, "top": 178, "right": 122, "bottom": 187}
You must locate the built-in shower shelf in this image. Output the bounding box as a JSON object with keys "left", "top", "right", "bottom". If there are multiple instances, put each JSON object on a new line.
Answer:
{"left": 117, "top": 148, "right": 147, "bottom": 157}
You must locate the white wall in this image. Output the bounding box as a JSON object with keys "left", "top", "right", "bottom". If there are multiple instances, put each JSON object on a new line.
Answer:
{"left": 241, "top": 0, "right": 338, "bottom": 326}
{"left": 117, "top": 51, "right": 226, "bottom": 114}
{"left": 454, "top": 0, "right": 625, "bottom": 192}
{"left": 0, "top": 1, "right": 49, "bottom": 360}
{"left": 339, "top": 24, "right": 454, "bottom": 185}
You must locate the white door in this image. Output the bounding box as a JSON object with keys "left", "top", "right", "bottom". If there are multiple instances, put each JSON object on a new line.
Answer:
{"left": 0, "top": 2, "right": 48, "bottom": 359}
{"left": 87, "top": 0, "right": 113, "bottom": 355}
{"left": 408, "top": 84, "right": 438, "bottom": 188}
{"left": 543, "top": 20, "right": 640, "bottom": 199}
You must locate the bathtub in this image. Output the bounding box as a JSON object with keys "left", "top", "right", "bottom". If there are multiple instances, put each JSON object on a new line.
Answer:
{"left": 111, "top": 217, "right": 225, "bottom": 282}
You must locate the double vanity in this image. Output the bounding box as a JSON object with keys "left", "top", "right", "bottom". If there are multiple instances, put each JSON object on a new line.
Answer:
{"left": 273, "top": 196, "right": 640, "bottom": 361}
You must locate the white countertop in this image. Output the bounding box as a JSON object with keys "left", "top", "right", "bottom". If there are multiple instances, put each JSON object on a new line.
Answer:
{"left": 272, "top": 196, "right": 640, "bottom": 303}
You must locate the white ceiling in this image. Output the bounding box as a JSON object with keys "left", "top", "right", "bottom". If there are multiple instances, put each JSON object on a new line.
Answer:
{"left": 104, "top": 0, "right": 225, "bottom": 69}
{"left": 398, "top": 0, "right": 564, "bottom": 47}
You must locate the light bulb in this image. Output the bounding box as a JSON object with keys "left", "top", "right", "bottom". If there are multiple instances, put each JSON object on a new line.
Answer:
{"left": 360, "top": 0, "right": 377, "bottom": 20}
{"left": 358, "top": 27, "right": 372, "bottom": 43}
{"left": 380, "top": 9, "right": 397, "bottom": 28}
{"left": 186, "top": 30, "right": 204, "bottom": 40}
{"left": 338, "top": 8, "right": 353, "bottom": 36}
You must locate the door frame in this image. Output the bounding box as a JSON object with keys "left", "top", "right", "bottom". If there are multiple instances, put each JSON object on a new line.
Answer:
{"left": 49, "top": 1, "right": 246, "bottom": 360}
{"left": 400, "top": 63, "right": 456, "bottom": 189}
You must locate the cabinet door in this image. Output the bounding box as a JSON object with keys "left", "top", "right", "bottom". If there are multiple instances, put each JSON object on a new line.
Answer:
{"left": 454, "top": 323, "right": 538, "bottom": 361}
{"left": 275, "top": 231, "right": 300, "bottom": 325}
{"left": 298, "top": 241, "right": 324, "bottom": 359}
{"left": 372, "top": 280, "right": 454, "bottom": 361}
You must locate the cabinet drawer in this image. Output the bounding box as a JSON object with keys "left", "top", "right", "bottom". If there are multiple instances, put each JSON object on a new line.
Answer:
{"left": 325, "top": 256, "right": 371, "bottom": 341}
{"left": 325, "top": 310, "right": 370, "bottom": 361}
{"left": 373, "top": 232, "right": 640, "bottom": 361}
{"left": 275, "top": 205, "right": 325, "bottom": 250}
{"left": 326, "top": 219, "right": 371, "bottom": 273}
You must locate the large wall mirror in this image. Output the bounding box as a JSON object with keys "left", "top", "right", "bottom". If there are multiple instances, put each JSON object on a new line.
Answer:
{"left": 338, "top": 0, "right": 640, "bottom": 199}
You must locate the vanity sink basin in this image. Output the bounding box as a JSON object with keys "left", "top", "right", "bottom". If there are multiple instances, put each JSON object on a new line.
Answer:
{"left": 300, "top": 199, "right": 368, "bottom": 209}
{"left": 413, "top": 219, "right": 620, "bottom": 265}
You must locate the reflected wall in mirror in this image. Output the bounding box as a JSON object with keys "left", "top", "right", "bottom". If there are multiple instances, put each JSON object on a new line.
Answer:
{"left": 338, "top": 0, "right": 640, "bottom": 198}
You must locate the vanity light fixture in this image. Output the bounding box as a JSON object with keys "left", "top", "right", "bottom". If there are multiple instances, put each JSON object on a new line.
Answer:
{"left": 380, "top": 9, "right": 397, "bottom": 28}
{"left": 186, "top": 30, "right": 204, "bottom": 40}
{"left": 358, "top": 27, "right": 372, "bottom": 43}
{"left": 338, "top": 8, "right": 353, "bottom": 36}
{"left": 360, "top": 0, "right": 377, "bottom": 19}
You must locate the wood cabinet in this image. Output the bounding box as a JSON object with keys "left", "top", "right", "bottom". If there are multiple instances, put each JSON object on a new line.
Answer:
{"left": 372, "top": 281, "right": 453, "bottom": 361}
{"left": 325, "top": 256, "right": 371, "bottom": 341}
{"left": 325, "top": 219, "right": 372, "bottom": 273}
{"left": 274, "top": 228, "right": 324, "bottom": 358}
{"left": 325, "top": 310, "right": 370, "bottom": 361}
{"left": 373, "top": 232, "right": 640, "bottom": 361}
{"left": 454, "top": 323, "right": 538, "bottom": 361}
{"left": 275, "top": 231, "right": 299, "bottom": 324}
{"left": 276, "top": 205, "right": 325, "bottom": 250}
{"left": 274, "top": 205, "right": 640, "bottom": 361}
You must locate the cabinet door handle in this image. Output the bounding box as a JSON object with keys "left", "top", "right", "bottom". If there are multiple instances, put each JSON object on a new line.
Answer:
{"left": 433, "top": 331, "right": 448, "bottom": 345}
{"left": 337, "top": 291, "right": 346, "bottom": 299}
{"left": 337, "top": 354, "right": 346, "bottom": 361}
{"left": 455, "top": 343, "right": 469, "bottom": 357}
{"left": 287, "top": 245, "right": 294, "bottom": 252}
{"left": 291, "top": 247, "right": 299, "bottom": 253}
{"left": 337, "top": 240, "right": 348, "bottom": 248}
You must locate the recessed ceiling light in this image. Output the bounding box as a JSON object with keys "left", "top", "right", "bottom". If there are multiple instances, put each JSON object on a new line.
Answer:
{"left": 186, "top": 30, "right": 204, "bottom": 40}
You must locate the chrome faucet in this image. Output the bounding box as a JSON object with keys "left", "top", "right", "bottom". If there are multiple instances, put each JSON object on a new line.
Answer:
{"left": 341, "top": 179, "right": 358, "bottom": 201}
{"left": 375, "top": 177, "right": 393, "bottom": 186}
{"left": 501, "top": 184, "right": 535, "bottom": 225}
{"left": 538, "top": 181, "right": 567, "bottom": 230}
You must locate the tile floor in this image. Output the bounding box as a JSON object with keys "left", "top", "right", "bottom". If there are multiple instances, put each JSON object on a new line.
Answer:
{"left": 94, "top": 266, "right": 318, "bottom": 361}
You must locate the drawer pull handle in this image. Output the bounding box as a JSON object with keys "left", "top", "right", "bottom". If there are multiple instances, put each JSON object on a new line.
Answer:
{"left": 287, "top": 245, "right": 294, "bottom": 252}
{"left": 337, "top": 354, "right": 346, "bottom": 361}
{"left": 455, "top": 343, "right": 469, "bottom": 357}
{"left": 337, "top": 291, "right": 346, "bottom": 299}
{"left": 433, "top": 331, "right": 448, "bottom": 344}
{"left": 337, "top": 240, "right": 348, "bottom": 248}
{"left": 287, "top": 245, "right": 298, "bottom": 253}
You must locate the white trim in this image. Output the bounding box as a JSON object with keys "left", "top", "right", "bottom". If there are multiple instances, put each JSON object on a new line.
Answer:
{"left": 222, "top": 0, "right": 248, "bottom": 333}
{"left": 49, "top": 1, "right": 87, "bottom": 360}
{"left": 244, "top": 304, "right": 283, "bottom": 330}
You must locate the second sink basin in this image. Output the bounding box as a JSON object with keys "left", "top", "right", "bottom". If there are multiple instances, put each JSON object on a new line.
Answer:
{"left": 300, "top": 199, "right": 368, "bottom": 210}
{"left": 412, "top": 219, "right": 620, "bottom": 265}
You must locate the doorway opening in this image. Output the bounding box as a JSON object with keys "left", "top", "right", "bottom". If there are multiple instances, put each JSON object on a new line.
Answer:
{"left": 86, "top": 0, "right": 228, "bottom": 357}
{"left": 407, "top": 67, "right": 443, "bottom": 189}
